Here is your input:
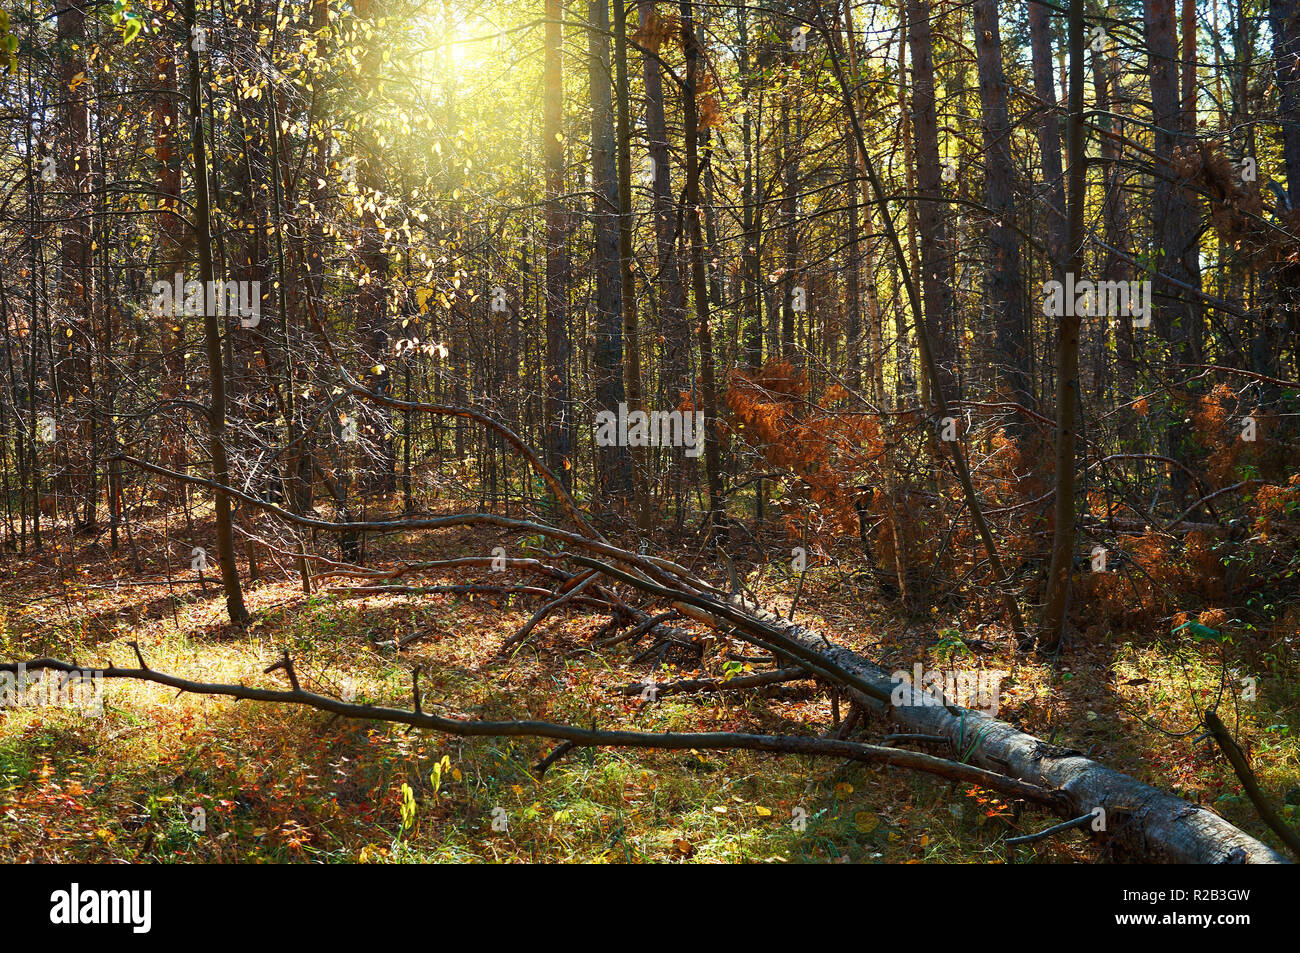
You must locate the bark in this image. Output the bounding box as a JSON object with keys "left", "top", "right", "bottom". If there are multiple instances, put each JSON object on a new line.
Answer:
{"left": 1270, "top": 0, "right": 1300, "bottom": 210}
{"left": 1093, "top": 34, "right": 1135, "bottom": 403}
{"left": 738, "top": 4, "right": 762, "bottom": 370}
{"left": 264, "top": 2, "right": 311, "bottom": 593}
{"left": 896, "top": 0, "right": 918, "bottom": 403}
{"left": 1040, "top": 0, "right": 1087, "bottom": 651}
{"left": 780, "top": 89, "right": 798, "bottom": 359}
{"left": 834, "top": 0, "right": 909, "bottom": 599}
{"left": 1028, "top": 0, "right": 1067, "bottom": 273}
{"left": 819, "top": 0, "right": 1026, "bottom": 642}
{"left": 589, "top": 0, "right": 628, "bottom": 501}
{"left": 613, "top": 0, "right": 648, "bottom": 527}
{"left": 972, "top": 0, "right": 1032, "bottom": 431}
{"left": 905, "top": 0, "right": 958, "bottom": 397}
{"left": 664, "top": 590, "right": 1287, "bottom": 864}
{"left": 638, "top": 1, "right": 689, "bottom": 396}
{"left": 678, "top": 0, "right": 723, "bottom": 540}
{"left": 1144, "top": 0, "right": 1204, "bottom": 510}
{"left": 544, "top": 0, "right": 573, "bottom": 491}
{"left": 354, "top": 0, "right": 394, "bottom": 494}
{"left": 186, "top": 0, "right": 249, "bottom": 625}
{"left": 1204, "top": 711, "right": 1300, "bottom": 859}
{"left": 154, "top": 49, "right": 189, "bottom": 496}
{"left": 844, "top": 133, "right": 861, "bottom": 391}
{"left": 55, "top": 3, "right": 93, "bottom": 529}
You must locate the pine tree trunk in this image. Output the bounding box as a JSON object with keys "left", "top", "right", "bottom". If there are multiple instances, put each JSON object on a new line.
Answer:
{"left": 186, "top": 0, "right": 249, "bottom": 626}
{"left": 1040, "top": 0, "right": 1087, "bottom": 651}
{"left": 544, "top": 0, "right": 573, "bottom": 491}
{"left": 973, "top": 0, "right": 1032, "bottom": 433}
{"left": 678, "top": 0, "right": 723, "bottom": 541}
{"left": 905, "top": 0, "right": 957, "bottom": 398}
{"left": 589, "top": 0, "right": 628, "bottom": 503}
{"left": 613, "top": 0, "right": 648, "bottom": 527}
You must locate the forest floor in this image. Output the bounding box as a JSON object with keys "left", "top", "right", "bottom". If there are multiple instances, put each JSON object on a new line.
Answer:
{"left": 1, "top": 502, "right": 1297, "bottom": 863}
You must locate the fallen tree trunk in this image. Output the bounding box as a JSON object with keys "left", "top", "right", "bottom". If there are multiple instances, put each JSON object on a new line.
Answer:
{"left": 674, "top": 595, "right": 1286, "bottom": 864}
{"left": 112, "top": 444, "right": 1287, "bottom": 862}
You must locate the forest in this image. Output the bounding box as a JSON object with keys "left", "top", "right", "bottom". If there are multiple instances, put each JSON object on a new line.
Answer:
{"left": 0, "top": 0, "right": 1296, "bottom": 870}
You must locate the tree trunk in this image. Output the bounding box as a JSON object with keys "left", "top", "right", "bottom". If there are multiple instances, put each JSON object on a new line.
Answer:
{"left": 678, "top": 0, "right": 723, "bottom": 541}
{"left": 1040, "top": 0, "right": 1087, "bottom": 651}
{"left": 55, "top": 3, "right": 93, "bottom": 530}
{"left": 819, "top": 0, "right": 1026, "bottom": 644}
{"left": 905, "top": 0, "right": 958, "bottom": 397}
{"left": 780, "top": 91, "right": 798, "bottom": 360}
{"left": 353, "top": 0, "right": 394, "bottom": 495}
{"left": 186, "top": 0, "right": 249, "bottom": 626}
{"left": 638, "top": 1, "right": 689, "bottom": 397}
{"left": 896, "top": 0, "right": 918, "bottom": 403}
{"left": 613, "top": 0, "right": 648, "bottom": 527}
{"left": 972, "top": 0, "right": 1032, "bottom": 432}
{"left": 1029, "top": 0, "right": 1067, "bottom": 274}
{"left": 1093, "top": 28, "right": 1135, "bottom": 406}
{"left": 1144, "top": 0, "right": 1204, "bottom": 511}
{"left": 667, "top": 591, "right": 1287, "bottom": 863}
{"left": 1271, "top": 0, "right": 1300, "bottom": 210}
{"left": 590, "top": 0, "right": 627, "bottom": 503}
{"left": 544, "top": 0, "right": 573, "bottom": 491}
{"left": 739, "top": 4, "right": 762, "bottom": 371}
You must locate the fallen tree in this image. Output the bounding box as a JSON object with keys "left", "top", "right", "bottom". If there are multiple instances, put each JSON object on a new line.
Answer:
{"left": 35, "top": 503, "right": 1291, "bottom": 863}
{"left": 587, "top": 560, "right": 1287, "bottom": 864}
{"left": 95, "top": 387, "right": 1290, "bottom": 863}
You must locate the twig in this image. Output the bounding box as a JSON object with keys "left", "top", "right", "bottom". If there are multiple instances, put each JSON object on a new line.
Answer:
{"left": 1204, "top": 710, "right": 1300, "bottom": 860}
{"left": 0, "top": 656, "right": 1068, "bottom": 809}
{"left": 834, "top": 701, "right": 864, "bottom": 739}
{"left": 617, "top": 667, "right": 808, "bottom": 698}
{"left": 126, "top": 641, "right": 149, "bottom": 670}
{"left": 498, "top": 572, "right": 601, "bottom": 654}
{"left": 1006, "top": 812, "right": 1099, "bottom": 846}
{"left": 533, "top": 741, "right": 577, "bottom": 776}
{"left": 881, "top": 733, "right": 950, "bottom": 746}
{"left": 264, "top": 651, "right": 299, "bottom": 692}
{"left": 594, "top": 610, "right": 678, "bottom": 648}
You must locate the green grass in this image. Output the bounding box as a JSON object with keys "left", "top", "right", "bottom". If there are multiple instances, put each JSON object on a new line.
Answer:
{"left": 1, "top": 542, "right": 1296, "bottom": 863}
